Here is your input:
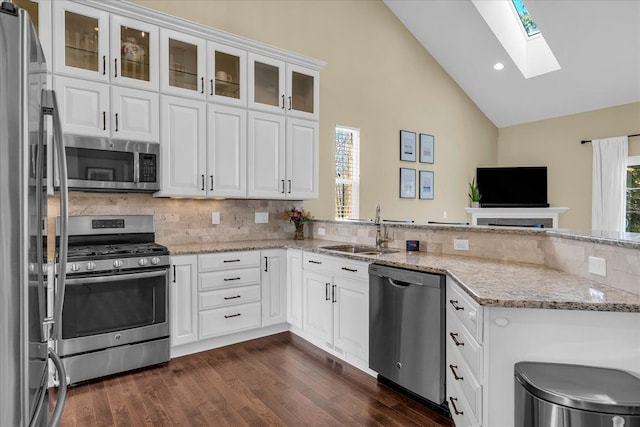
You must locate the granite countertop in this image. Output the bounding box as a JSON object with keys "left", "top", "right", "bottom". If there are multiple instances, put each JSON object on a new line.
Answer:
{"left": 167, "top": 239, "right": 640, "bottom": 313}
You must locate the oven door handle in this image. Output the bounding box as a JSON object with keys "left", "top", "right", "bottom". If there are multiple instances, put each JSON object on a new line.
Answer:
{"left": 64, "top": 269, "right": 168, "bottom": 285}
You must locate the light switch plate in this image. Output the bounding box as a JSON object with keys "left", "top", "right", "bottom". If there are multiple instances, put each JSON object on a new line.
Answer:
{"left": 454, "top": 239, "right": 470, "bottom": 251}
{"left": 588, "top": 256, "right": 606, "bottom": 276}
{"left": 255, "top": 212, "right": 269, "bottom": 224}
{"left": 211, "top": 212, "right": 220, "bottom": 225}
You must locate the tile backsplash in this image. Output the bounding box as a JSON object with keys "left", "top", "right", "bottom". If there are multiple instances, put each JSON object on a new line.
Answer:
{"left": 47, "top": 193, "right": 301, "bottom": 246}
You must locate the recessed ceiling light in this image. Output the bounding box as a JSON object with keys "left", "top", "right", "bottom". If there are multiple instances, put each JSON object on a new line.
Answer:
{"left": 493, "top": 62, "right": 505, "bottom": 71}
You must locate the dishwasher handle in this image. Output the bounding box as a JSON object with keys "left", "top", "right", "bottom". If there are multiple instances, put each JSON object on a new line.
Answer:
{"left": 385, "top": 277, "right": 420, "bottom": 288}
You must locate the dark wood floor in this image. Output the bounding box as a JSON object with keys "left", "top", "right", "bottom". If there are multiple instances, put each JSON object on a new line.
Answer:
{"left": 50, "top": 332, "right": 453, "bottom": 426}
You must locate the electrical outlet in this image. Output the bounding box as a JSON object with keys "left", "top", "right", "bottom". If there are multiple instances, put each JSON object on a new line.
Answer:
{"left": 588, "top": 256, "right": 607, "bottom": 277}
{"left": 255, "top": 212, "right": 269, "bottom": 224}
{"left": 443, "top": 211, "right": 448, "bottom": 219}
{"left": 318, "top": 227, "right": 325, "bottom": 236}
{"left": 453, "top": 239, "right": 470, "bottom": 251}
{"left": 211, "top": 212, "right": 220, "bottom": 225}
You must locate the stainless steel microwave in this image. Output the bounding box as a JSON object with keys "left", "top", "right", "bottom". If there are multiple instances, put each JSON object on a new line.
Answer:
{"left": 55, "top": 135, "right": 160, "bottom": 192}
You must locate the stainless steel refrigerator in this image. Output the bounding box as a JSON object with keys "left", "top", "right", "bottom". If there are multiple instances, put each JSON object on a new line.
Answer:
{"left": 0, "top": 2, "right": 69, "bottom": 426}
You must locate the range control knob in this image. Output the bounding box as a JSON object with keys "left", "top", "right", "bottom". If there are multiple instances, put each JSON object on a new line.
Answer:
{"left": 138, "top": 258, "right": 148, "bottom": 266}
{"left": 113, "top": 260, "right": 123, "bottom": 268}
{"left": 86, "top": 262, "right": 96, "bottom": 271}
{"left": 151, "top": 257, "right": 160, "bottom": 265}
{"left": 70, "top": 263, "right": 81, "bottom": 272}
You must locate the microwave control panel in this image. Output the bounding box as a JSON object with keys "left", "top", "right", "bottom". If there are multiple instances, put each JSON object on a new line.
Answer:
{"left": 139, "top": 154, "right": 157, "bottom": 183}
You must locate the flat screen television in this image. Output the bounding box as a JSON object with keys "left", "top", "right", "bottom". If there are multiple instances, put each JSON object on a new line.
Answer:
{"left": 476, "top": 167, "right": 549, "bottom": 208}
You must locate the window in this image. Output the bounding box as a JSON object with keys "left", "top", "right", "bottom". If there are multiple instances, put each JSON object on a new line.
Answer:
{"left": 626, "top": 156, "right": 640, "bottom": 232}
{"left": 511, "top": 0, "right": 540, "bottom": 37}
{"left": 335, "top": 126, "right": 360, "bottom": 220}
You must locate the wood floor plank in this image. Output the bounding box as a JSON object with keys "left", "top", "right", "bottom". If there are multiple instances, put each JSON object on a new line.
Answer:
{"left": 51, "top": 332, "right": 452, "bottom": 427}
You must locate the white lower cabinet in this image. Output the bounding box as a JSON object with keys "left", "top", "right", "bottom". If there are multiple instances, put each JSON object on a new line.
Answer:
{"left": 447, "top": 277, "right": 640, "bottom": 427}
{"left": 286, "top": 249, "right": 303, "bottom": 329}
{"left": 171, "top": 250, "right": 288, "bottom": 356}
{"left": 170, "top": 255, "right": 198, "bottom": 347}
{"left": 261, "top": 249, "right": 287, "bottom": 327}
{"left": 300, "top": 252, "right": 370, "bottom": 368}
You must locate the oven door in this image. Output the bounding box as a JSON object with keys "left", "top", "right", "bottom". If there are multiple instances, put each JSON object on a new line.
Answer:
{"left": 57, "top": 268, "right": 169, "bottom": 357}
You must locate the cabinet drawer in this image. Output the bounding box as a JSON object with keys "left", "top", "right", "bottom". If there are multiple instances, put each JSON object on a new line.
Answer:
{"left": 447, "top": 340, "right": 482, "bottom": 422}
{"left": 446, "top": 306, "right": 482, "bottom": 378}
{"left": 303, "top": 252, "right": 369, "bottom": 281}
{"left": 198, "top": 251, "right": 260, "bottom": 271}
{"left": 447, "top": 279, "right": 483, "bottom": 343}
{"left": 199, "top": 267, "right": 260, "bottom": 291}
{"left": 199, "top": 302, "right": 261, "bottom": 338}
{"left": 447, "top": 376, "right": 481, "bottom": 427}
{"left": 199, "top": 285, "right": 261, "bottom": 310}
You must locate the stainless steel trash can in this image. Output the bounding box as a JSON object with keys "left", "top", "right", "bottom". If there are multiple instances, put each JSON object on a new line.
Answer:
{"left": 515, "top": 362, "right": 640, "bottom": 427}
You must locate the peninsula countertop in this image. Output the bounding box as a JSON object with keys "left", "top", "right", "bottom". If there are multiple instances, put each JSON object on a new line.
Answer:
{"left": 167, "top": 239, "right": 640, "bottom": 313}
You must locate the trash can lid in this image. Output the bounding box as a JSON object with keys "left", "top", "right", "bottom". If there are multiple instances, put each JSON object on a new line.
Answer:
{"left": 515, "top": 362, "right": 640, "bottom": 415}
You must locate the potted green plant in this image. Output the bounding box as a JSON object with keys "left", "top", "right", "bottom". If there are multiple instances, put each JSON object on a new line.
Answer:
{"left": 468, "top": 177, "right": 481, "bottom": 208}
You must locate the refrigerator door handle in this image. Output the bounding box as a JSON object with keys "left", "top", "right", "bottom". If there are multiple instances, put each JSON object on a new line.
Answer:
{"left": 43, "top": 89, "right": 68, "bottom": 339}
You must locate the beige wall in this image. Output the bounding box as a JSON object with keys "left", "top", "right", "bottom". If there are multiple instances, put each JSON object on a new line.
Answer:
{"left": 497, "top": 102, "right": 640, "bottom": 229}
{"left": 131, "top": 0, "right": 498, "bottom": 224}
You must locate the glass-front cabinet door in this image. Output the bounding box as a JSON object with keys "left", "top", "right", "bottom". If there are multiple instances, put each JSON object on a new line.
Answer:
{"left": 110, "top": 15, "right": 159, "bottom": 91}
{"left": 248, "top": 53, "right": 285, "bottom": 114}
{"left": 286, "top": 64, "right": 319, "bottom": 120}
{"left": 52, "top": 0, "right": 109, "bottom": 82}
{"left": 207, "top": 42, "right": 246, "bottom": 107}
{"left": 160, "top": 29, "right": 205, "bottom": 98}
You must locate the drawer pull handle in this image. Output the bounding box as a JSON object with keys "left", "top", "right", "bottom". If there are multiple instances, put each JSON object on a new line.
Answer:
{"left": 448, "top": 397, "right": 463, "bottom": 415}
{"left": 341, "top": 267, "right": 358, "bottom": 272}
{"left": 223, "top": 259, "right": 240, "bottom": 263}
{"left": 223, "top": 277, "right": 241, "bottom": 281}
{"left": 449, "top": 332, "right": 464, "bottom": 346}
{"left": 308, "top": 260, "right": 322, "bottom": 264}
{"left": 224, "top": 313, "right": 241, "bottom": 319}
{"left": 264, "top": 256, "right": 268, "bottom": 272}
{"left": 449, "top": 364, "right": 463, "bottom": 381}
{"left": 224, "top": 295, "right": 241, "bottom": 300}
{"left": 449, "top": 299, "right": 464, "bottom": 311}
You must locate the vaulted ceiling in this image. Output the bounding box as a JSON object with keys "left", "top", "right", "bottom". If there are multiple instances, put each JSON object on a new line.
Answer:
{"left": 384, "top": 0, "right": 640, "bottom": 128}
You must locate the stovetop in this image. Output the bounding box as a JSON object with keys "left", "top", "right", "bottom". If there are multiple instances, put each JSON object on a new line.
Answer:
{"left": 66, "top": 242, "right": 169, "bottom": 261}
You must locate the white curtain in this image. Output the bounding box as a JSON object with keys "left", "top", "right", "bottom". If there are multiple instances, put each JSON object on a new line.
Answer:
{"left": 592, "top": 136, "right": 628, "bottom": 232}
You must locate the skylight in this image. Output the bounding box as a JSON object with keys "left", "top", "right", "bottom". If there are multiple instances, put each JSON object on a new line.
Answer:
{"left": 472, "top": 0, "right": 560, "bottom": 79}
{"left": 512, "top": 0, "right": 540, "bottom": 37}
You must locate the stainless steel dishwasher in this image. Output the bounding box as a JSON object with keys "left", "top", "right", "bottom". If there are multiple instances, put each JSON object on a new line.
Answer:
{"left": 369, "top": 264, "right": 446, "bottom": 405}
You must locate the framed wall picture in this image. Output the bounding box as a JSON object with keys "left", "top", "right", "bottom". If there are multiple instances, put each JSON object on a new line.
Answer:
{"left": 400, "top": 130, "right": 416, "bottom": 162}
{"left": 419, "top": 170, "right": 434, "bottom": 200}
{"left": 420, "top": 133, "right": 434, "bottom": 164}
{"left": 399, "top": 168, "right": 416, "bottom": 198}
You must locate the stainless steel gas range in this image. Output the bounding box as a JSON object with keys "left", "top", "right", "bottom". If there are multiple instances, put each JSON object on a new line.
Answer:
{"left": 55, "top": 215, "right": 170, "bottom": 384}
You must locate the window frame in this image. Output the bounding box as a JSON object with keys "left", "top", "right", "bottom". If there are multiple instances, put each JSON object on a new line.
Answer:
{"left": 334, "top": 125, "right": 360, "bottom": 220}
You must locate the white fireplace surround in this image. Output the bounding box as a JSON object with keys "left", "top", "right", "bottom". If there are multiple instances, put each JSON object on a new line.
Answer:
{"left": 464, "top": 207, "right": 569, "bottom": 229}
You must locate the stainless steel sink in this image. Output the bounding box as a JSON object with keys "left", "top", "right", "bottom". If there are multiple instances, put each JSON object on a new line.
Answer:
{"left": 320, "top": 244, "right": 399, "bottom": 255}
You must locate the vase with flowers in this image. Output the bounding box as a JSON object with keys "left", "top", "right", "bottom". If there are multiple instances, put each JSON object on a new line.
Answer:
{"left": 284, "top": 206, "right": 312, "bottom": 240}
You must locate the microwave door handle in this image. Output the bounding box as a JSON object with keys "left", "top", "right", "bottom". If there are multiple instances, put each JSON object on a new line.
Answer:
{"left": 64, "top": 269, "right": 168, "bottom": 286}
{"left": 42, "top": 89, "right": 68, "bottom": 341}
{"left": 133, "top": 152, "right": 140, "bottom": 183}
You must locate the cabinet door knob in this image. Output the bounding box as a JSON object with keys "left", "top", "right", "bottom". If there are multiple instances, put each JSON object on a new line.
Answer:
{"left": 325, "top": 283, "right": 330, "bottom": 301}
{"left": 114, "top": 113, "right": 119, "bottom": 132}
{"left": 281, "top": 94, "right": 285, "bottom": 109}
{"left": 201, "top": 77, "right": 205, "bottom": 94}
{"left": 448, "top": 397, "right": 463, "bottom": 415}
{"left": 201, "top": 175, "right": 205, "bottom": 191}
{"left": 210, "top": 175, "right": 214, "bottom": 191}
{"left": 288, "top": 96, "right": 292, "bottom": 110}
{"left": 449, "top": 364, "right": 463, "bottom": 381}
{"left": 114, "top": 58, "right": 118, "bottom": 77}
{"left": 449, "top": 332, "right": 464, "bottom": 346}
{"left": 210, "top": 79, "right": 214, "bottom": 96}
{"left": 449, "top": 299, "right": 464, "bottom": 311}
{"left": 103, "top": 56, "right": 106, "bottom": 75}
{"left": 102, "top": 111, "right": 106, "bottom": 131}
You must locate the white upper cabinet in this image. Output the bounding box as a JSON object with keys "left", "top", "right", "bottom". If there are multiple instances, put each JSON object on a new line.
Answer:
{"left": 53, "top": 1, "right": 109, "bottom": 82}
{"left": 207, "top": 104, "right": 247, "bottom": 197}
{"left": 52, "top": 1, "right": 159, "bottom": 90}
{"left": 248, "top": 53, "right": 286, "bottom": 114}
{"left": 160, "top": 28, "right": 206, "bottom": 98}
{"left": 207, "top": 41, "right": 247, "bottom": 107}
{"left": 286, "top": 118, "right": 318, "bottom": 199}
{"left": 248, "top": 53, "right": 319, "bottom": 120}
{"left": 247, "top": 111, "right": 286, "bottom": 198}
{"left": 15, "top": 0, "right": 53, "bottom": 72}
{"left": 54, "top": 75, "right": 158, "bottom": 141}
{"left": 159, "top": 95, "right": 207, "bottom": 197}
{"left": 286, "top": 63, "right": 319, "bottom": 120}
{"left": 110, "top": 15, "right": 159, "bottom": 91}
